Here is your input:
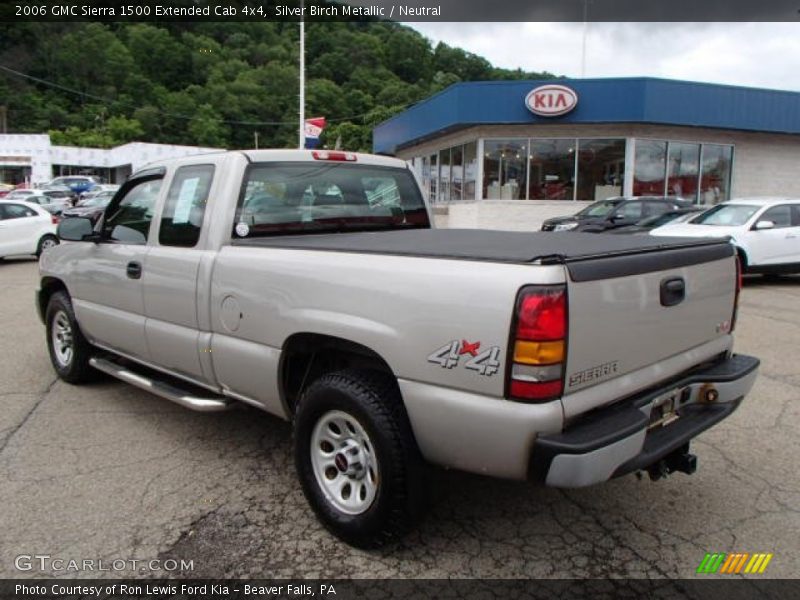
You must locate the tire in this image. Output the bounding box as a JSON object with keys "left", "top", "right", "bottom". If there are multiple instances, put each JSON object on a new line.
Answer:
{"left": 45, "top": 291, "right": 96, "bottom": 384}
{"left": 36, "top": 234, "right": 59, "bottom": 257}
{"left": 293, "top": 369, "right": 425, "bottom": 548}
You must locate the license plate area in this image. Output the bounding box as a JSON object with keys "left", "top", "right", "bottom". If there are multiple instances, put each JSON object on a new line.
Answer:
{"left": 648, "top": 388, "right": 683, "bottom": 430}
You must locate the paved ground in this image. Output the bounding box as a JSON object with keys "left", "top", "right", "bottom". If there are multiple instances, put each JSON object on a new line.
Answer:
{"left": 0, "top": 258, "right": 798, "bottom": 580}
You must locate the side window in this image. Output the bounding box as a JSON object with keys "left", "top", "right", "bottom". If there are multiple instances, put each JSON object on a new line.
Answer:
{"left": 159, "top": 165, "right": 214, "bottom": 247}
{"left": 619, "top": 201, "right": 643, "bottom": 219}
{"left": 792, "top": 205, "right": 800, "bottom": 226}
{"left": 644, "top": 201, "right": 671, "bottom": 217}
{"left": 1, "top": 203, "right": 36, "bottom": 219}
{"left": 103, "top": 177, "right": 163, "bottom": 244}
{"left": 758, "top": 205, "right": 792, "bottom": 229}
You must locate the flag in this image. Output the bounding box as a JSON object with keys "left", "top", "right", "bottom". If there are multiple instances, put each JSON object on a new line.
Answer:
{"left": 304, "top": 117, "right": 326, "bottom": 149}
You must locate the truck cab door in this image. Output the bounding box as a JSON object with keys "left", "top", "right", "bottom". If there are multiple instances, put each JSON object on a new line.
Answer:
{"left": 142, "top": 164, "right": 216, "bottom": 385}
{"left": 67, "top": 172, "right": 165, "bottom": 360}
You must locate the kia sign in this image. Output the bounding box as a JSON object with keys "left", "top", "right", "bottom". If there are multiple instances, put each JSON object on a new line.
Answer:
{"left": 525, "top": 84, "right": 578, "bottom": 117}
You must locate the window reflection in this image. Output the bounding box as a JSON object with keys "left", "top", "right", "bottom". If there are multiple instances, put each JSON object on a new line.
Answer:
{"left": 484, "top": 139, "right": 527, "bottom": 199}
{"left": 576, "top": 139, "right": 625, "bottom": 201}
{"left": 667, "top": 142, "right": 700, "bottom": 201}
{"left": 633, "top": 140, "right": 667, "bottom": 196}
{"left": 528, "top": 139, "right": 575, "bottom": 200}
{"left": 700, "top": 144, "right": 732, "bottom": 204}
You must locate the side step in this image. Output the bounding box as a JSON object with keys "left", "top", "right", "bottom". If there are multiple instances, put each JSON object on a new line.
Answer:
{"left": 89, "top": 357, "right": 234, "bottom": 413}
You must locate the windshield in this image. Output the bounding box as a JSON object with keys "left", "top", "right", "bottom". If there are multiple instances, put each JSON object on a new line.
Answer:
{"left": 691, "top": 204, "right": 760, "bottom": 226}
{"left": 80, "top": 195, "right": 113, "bottom": 207}
{"left": 233, "top": 162, "right": 430, "bottom": 237}
{"left": 577, "top": 198, "right": 623, "bottom": 217}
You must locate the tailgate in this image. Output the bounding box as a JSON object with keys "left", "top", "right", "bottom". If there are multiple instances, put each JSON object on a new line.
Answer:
{"left": 561, "top": 241, "right": 736, "bottom": 416}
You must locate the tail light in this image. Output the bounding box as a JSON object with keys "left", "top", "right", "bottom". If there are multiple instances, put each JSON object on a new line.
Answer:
{"left": 51, "top": 215, "right": 60, "bottom": 224}
{"left": 311, "top": 150, "right": 357, "bottom": 162}
{"left": 507, "top": 285, "right": 567, "bottom": 402}
{"left": 731, "top": 254, "right": 742, "bottom": 331}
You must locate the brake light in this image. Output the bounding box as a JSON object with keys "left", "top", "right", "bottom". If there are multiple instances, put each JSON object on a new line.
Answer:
{"left": 51, "top": 215, "right": 59, "bottom": 224}
{"left": 507, "top": 286, "right": 567, "bottom": 402}
{"left": 731, "top": 254, "right": 742, "bottom": 331}
{"left": 311, "top": 150, "right": 357, "bottom": 162}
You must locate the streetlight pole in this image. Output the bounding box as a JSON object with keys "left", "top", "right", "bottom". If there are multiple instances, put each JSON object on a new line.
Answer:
{"left": 298, "top": 0, "right": 305, "bottom": 149}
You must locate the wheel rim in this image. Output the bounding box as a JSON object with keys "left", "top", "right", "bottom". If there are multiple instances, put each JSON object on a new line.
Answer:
{"left": 310, "top": 410, "right": 379, "bottom": 515}
{"left": 51, "top": 310, "right": 74, "bottom": 368}
{"left": 41, "top": 238, "right": 57, "bottom": 252}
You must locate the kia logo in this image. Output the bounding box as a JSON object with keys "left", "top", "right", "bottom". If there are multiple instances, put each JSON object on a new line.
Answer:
{"left": 525, "top": 84, "right": 578, "bottom": 117}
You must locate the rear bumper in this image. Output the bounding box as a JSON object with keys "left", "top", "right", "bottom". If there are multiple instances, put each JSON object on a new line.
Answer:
{"left": 529, "top": 353, "right": 759, "bottom": 487}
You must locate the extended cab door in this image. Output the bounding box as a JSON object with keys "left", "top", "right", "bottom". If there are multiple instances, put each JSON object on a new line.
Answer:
{"left": 67, "top": 171, "right": 164, "bottom": 359}
{"left": 749, "top": 203, "right": 799, "bottom": 266}
{"left": 142, "top": 163, "right": 216, "bottom": 384}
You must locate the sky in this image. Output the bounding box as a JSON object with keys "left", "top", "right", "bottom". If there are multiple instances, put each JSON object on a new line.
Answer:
{"left": 406, "top": 22, "right": 800, "bottom": 91}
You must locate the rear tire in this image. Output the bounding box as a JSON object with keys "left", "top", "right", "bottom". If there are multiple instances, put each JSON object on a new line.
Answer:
{"left": 45, "top": 291, "right": 96, "bottom": 384}
{"left": 36, "top": 234, "right": 59, "bottom": 257}
{"left": 293, "top": 369, "right": 425, "bottom": 548}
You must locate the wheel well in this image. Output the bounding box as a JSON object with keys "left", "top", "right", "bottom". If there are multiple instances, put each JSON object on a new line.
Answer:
{"left": 38, "top": 277, "right": 68, "bottom": 319}
{"left": 280, "top": 333, "right": 395, "bottom": 416}
{"left": 735, "top": 247, "right": 749, "bottom": 270}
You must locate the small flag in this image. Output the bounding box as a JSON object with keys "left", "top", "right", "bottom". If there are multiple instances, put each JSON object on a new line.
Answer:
{"left": 304, "top": 117, "right": 326, "bottom": 149}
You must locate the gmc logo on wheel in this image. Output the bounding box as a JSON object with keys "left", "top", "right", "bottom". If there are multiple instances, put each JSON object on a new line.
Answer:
{"left": 525, "top": 84, "right": 578, "bottom": 117}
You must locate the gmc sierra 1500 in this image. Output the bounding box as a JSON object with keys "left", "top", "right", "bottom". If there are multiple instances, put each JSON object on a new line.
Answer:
{"left": 38, "top": 149, "right": 759, "bottom": 548}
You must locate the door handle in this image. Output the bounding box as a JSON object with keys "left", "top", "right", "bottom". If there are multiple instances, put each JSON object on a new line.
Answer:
{"left": 126, "top": 261, "right": 142, "bottom": 279}
{"left": 660, "top": 276, "right": 685, "bottom": 307}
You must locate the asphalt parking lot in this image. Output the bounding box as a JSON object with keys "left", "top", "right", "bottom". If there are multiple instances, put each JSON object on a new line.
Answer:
{"left": 1, "top": 258, "right": 798, "bottom": 579}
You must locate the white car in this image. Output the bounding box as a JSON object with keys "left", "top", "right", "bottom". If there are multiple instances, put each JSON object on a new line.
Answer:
{"left": 651, "top": 197, "right": 800, "bottom": 274}
{"left": 0, "top": 200, "right": 60, "bottom": 259}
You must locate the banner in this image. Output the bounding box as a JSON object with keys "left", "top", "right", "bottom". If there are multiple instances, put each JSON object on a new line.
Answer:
{"left": 304, "top": 117, "right": 326, "bottom": 149}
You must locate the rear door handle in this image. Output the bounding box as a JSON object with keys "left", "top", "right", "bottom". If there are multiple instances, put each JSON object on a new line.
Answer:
{"left": 126, "top": 261, "right": 142, "bottom": 279}
{"left": 660, "top": 276, "right": 685, "bottom": 307}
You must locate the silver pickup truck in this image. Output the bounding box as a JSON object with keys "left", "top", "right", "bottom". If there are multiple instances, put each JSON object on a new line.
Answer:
{"left": 38, "top": 150, "right": 759, "bottom": 548}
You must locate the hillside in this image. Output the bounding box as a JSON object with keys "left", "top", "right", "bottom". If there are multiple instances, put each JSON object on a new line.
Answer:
{"left": 0, "top": 21, "right": 555, "bottom": 151}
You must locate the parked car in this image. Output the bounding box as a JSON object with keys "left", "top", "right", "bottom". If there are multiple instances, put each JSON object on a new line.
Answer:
{"left": 541, "top": 196, "right": 693, "bottom": 232}
{"left": 606, "top": 206, "right": 708, "bottom": 234}
{"left": 48, "top": 175, "right": 101, "bottom": 196}
{"left": 39, "top": 183, "right": 79, "bottom": 204}
{"left": 651, "top": 197, "right": 800, "bottom": 274}
{"left": 5, "top": 189, "right": 70, "bottom": 216}
{"left": 0, "top": 183, "right": 15, "bottom": 198}
{"left": 39, "top": 150, "right": 759, "bottom": 548}
{"left": 60, "top": 191, "right": 116, "bottom": 223}
{"left": 0, "top": 200, "right": 59, "bottom": 259}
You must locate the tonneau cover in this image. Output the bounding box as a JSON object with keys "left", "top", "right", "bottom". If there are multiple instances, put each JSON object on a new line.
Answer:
{"left": 231, "top": 228, "right": 731, "bottom": 270}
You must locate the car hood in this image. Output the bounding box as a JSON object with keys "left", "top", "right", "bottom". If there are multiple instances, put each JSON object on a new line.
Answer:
{"left": 649, "top": 223, "right": 738, "bottom": 238}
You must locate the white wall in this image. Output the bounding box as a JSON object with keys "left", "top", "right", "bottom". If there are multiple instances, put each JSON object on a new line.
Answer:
{"left": 434, "top": 200, "right": 592, "bottom": 231}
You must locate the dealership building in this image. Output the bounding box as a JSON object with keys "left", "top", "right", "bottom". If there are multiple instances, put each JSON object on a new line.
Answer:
{"left": 374, "top": 77, "right": 800, "bottom": 227}
{"left": 0, "top": 134, "right": 223, "bottom": 186}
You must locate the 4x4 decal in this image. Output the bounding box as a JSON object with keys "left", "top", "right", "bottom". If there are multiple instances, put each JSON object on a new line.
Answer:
{"left": 427, "top": 340, "right": 501, "bottom": 376}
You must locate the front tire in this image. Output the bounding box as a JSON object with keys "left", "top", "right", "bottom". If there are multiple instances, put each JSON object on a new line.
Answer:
{"left": 36, "top": 234, "right": 59, "bottom": 257}
{"left": 45, "top": 291, "right": 96, "bottom": 384}
{"left": 293, "top": 370, "right": 425, "bottom": 548}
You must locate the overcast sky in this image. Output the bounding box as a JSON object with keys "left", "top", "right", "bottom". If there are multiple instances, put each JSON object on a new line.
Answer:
{"left": 406, "top": 23, "right": 800, "bottom": 91}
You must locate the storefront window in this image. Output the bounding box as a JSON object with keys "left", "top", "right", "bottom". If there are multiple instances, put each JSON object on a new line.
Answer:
{"left": 529, "top": 139, "right": 575, "bottom": 200}
{"left": 576, "top": 139, "right": 625, "bottom": 201}
{"left": 439, "top": 148, "right": 450, "bottom": 203}
{"left": 450, "top": 145, "right": 463, "bottom": 201}
{"left": 633, "top": 140, "right": 667, "bottom": 196}
{"left": 700, "top": 144, "right": 733, "bottom": 204}
{"left": 483, "top": 140, "right": 527, "bottom": 199}
{"left": 463, "top": 141, "right": 477, "bottom": 201}
{"left": 429, "top": 153, "right": 438, "bottom": 203}
{"left": 667, "top": 142, "right": 700, "bottom": 201}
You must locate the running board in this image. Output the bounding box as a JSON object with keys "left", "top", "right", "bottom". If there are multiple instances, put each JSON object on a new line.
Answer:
{"left": 89, "top": 357, "right": 234, "bottom": 413}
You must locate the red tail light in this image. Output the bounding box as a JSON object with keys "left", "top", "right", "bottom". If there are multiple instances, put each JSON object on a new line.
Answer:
{"left": 507, "top": 285, "right": 567, "bottom": 402}
{"left": 311, "top": 150, "right": 357, "bottom": 162}
{"left": 51, "top": 215, "right": 60, "bottom": 224}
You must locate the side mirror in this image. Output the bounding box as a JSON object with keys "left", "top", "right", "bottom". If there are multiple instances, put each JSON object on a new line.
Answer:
{"left": 754, "top": 220, "right": 775, "bottom": 230}
{"left": 57, "top": 217, "right": 99, "bottom": 242}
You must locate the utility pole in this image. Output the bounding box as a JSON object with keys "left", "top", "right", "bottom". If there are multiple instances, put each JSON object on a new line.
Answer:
{"left": 0, "top": 105, "right": 7, "bottom": 133}
{"left": 581, "top": 0, "right": 590, "bottom": 78}
{"left": 254, "top": 131, "right": 259, "bottom": 149}
{"left": 298, "top": 0, "right": 305, "bottom": 149}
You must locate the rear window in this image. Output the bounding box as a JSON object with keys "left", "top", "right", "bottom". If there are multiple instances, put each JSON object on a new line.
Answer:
{"left": 232, "top": 162, "right": 429, "bottom": 238}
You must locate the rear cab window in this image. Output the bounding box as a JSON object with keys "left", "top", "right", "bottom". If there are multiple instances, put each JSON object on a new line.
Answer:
{"left": 232, "top": 162, "right": 429, "bottom": 238}
{"left": 159, "top": 164, "right": 214, "bottom": 247}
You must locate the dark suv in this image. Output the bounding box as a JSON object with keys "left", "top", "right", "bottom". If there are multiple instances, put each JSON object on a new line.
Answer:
{"left": 541, "top": 196, "right": 694, "bottom": 232}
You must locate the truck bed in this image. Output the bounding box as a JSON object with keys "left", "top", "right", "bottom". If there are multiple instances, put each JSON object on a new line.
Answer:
{"left": 232, "top": 229, "right": 732, "bottom": 281}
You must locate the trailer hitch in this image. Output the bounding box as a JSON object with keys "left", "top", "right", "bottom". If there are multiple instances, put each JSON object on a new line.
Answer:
{"left": 646, "top": 444, "right": 697, "bottom": 481}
